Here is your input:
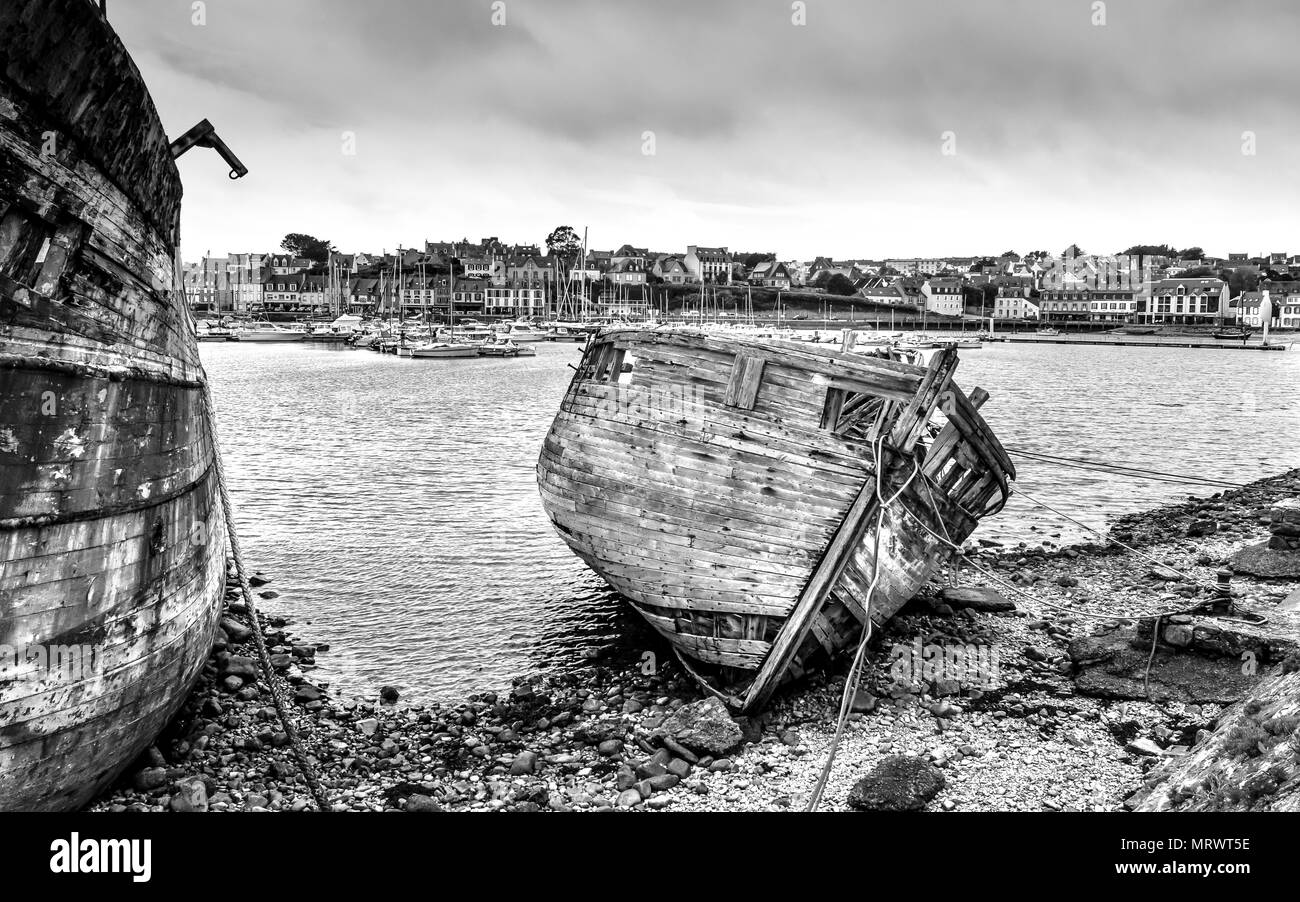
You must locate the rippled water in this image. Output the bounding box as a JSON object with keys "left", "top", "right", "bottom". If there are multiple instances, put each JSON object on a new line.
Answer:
{"left": 957, "top": 342, "right": 1300, "bottom": 545}
{"left": 201, "top": 339, "right": 1300, "bottom": 702}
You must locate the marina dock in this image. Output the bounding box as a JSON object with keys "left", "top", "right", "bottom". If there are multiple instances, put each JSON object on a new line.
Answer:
{"left": 989, "top": 335, "right": 1290, "bottom": 351}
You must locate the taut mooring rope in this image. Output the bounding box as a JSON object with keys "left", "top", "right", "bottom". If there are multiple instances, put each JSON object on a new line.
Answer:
{"left": 199, "top": 380, "right": 332, "bottom": 811}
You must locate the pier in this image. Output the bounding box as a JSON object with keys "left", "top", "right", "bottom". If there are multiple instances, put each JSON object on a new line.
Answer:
{"left": 989, "top": 335, "right": 1290, "bottom": 351}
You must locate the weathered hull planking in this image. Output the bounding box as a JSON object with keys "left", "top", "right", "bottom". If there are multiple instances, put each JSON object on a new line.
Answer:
{"left": 537, "top": 328, "right": 1015, "bottom": 712}
{"left": 0, "top": 0, "right": 226, "bottom": 810}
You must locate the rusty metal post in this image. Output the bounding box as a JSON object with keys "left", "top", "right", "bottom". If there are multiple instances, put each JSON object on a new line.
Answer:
{"left": 1214, "top": 567, "right": 1233, "bottom": 612}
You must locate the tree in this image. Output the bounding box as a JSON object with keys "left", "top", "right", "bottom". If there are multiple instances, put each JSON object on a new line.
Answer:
{"left": 962, "top": 284, "right": 990, "bottom": 314}
{"left": 1182, "top": 266, "right": 1215, "bottom": 278}
{"left": 1221, "top": 267, "right": 1259, "bottom": 295}
{"left": 1121, "top": 244, "right": 1177, "bottom": 258}
{"left": 825, "top": 273, "right": 857, "bottom": 296}
{"left": 546, "top": 226, "right": 583, "bottom": 263}
{"left": 1062, "top": 243, "right": 1086, "bottom": 258}
{"left": 1178, "top": 247, "right": 1205, "bottom": 259}
{"left": 281, "top": 233, "right": 334, "bottom": 264}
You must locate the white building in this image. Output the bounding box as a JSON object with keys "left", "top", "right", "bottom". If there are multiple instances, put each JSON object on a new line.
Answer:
{"left": 921, "top": 278, "right": 964, "bottom": 316}
{"left": 484, "top": 287, "right": 546, "bottom": 316}
{"left": 1143, "top": 278, "right": 1229, "bottom": 325}
{"left": 992, "top": 293, "right": 1036, "bottom": 320}
{"left": 683, "top": 245, "right": 732, "bottom": 283}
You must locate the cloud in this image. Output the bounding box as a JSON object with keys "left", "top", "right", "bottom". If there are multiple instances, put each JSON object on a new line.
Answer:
{"left": 99, "top": 0, "right": 1300, "bottom": 259}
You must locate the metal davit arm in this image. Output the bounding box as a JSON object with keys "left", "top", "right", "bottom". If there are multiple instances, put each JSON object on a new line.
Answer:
{"left": 170, "top": 119, "right": 249, "bottom": 179}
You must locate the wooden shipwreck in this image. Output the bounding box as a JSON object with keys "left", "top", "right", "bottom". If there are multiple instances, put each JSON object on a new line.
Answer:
{"left": 0, "top": 0, "right": 231, "bottom": 810}
{"left": 537, "top": 328, "right": 1015, "bottom": 712}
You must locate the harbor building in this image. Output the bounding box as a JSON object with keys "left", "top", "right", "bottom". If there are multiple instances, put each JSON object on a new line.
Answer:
{"left": 684, "top": 245, "right": 733, "bottom": 283}
{"left": 921, "top": 278, "right": 964, "bottom": 316}
{"left": 991, "top": 285, "right": 1038, "bottom": 320}
{"left": 1139, "top": 278, "right": 1229, "bottom": 325}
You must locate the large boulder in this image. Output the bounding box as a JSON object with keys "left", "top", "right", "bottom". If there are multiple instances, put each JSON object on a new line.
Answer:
{"left": 1231, "top": 541, "right": 1300, "bottom": 579}
{"left": 405, "top": 794, "right": 443, "bottom": 813}
{"left": 847, "top": 755, "right": 946, "bottom": 811}
{"left": 1069, "top": 627, "right": 1264, "bottom": 704}
{"left": 939, "top": 586, "right": 1016, "bottom": 613}
{"left": 220, "top": 655, "right": 259, "bottom": 682}
{"left": 170, "top": 776, "right": 210, "bottom": 813}
{"left": 219, "top": 617, "right": 254, "bottom": 644}
{"left": 655, "top": 697, "right": 743, "bottom": 756}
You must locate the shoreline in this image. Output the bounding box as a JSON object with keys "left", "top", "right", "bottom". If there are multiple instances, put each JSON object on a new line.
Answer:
{"left": 89, "top": 469, "right": 1300, "bottom": 813}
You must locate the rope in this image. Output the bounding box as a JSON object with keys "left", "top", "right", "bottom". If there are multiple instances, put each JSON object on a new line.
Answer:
{"left": 1004, "top": 448, "right": 1300, "bottom": 495}
{"left": 1007, "top": 482, "right": 1222, "bottom": 594}
{"left": 199, "top": 381, "right": 332, "bottom": 812}
{"left": 1143, "top": 616, "right": 1162, "bottom": 699}
{"left": 805, "top": 436, "right": 921, "bottom": 812}
{"left": 898, "top": 493, "right": 1211, "bottom": 623}
{"left": 799, "top": 441, "right": 1292, "bottom": 806}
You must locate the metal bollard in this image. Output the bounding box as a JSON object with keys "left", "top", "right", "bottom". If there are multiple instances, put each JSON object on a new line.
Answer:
{"left": 1214, "top": 567, "right": 1233, "bottom": 611}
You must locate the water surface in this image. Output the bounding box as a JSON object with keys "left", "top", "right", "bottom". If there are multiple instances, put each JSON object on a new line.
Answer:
{"left": 201, "top": 340, "right": 1300, "bottom": 702}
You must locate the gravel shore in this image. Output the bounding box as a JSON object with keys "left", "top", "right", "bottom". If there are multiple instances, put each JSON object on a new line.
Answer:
{"left": 89, "top": 469, "right": 1300, "bottom": 813}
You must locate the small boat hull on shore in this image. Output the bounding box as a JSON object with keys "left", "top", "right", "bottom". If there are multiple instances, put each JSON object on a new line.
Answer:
{"left": 536, "top": 328, "right": 1014, "bottom": 711}
{"left": 0, "top": 0, "right": 227, "bottom": 811}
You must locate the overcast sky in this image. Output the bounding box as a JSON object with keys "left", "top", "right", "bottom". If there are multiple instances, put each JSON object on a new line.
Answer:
{"left": 111, "top": 0, "right": 1299, "bottom": 261}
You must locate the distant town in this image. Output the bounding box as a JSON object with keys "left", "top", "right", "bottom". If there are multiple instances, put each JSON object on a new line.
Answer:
{"left": 183, "top": 233, "right": 1299, "bottom": 330}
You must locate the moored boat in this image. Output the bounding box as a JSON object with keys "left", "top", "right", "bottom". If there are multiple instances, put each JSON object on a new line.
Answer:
{"left": 1, "top": 0, "right": 230, "bottom": 810}
{"left": 478, "top": 337, "right": 521, "bottom": 358}
{"left": 232, "top": 322, "right": 308, "bottom": 342}
{"left": 897, "top": 333, "right": 939, "bottom": 350}
{"left": 544, "top": 325, "right": 589, "bottom": 342}
{"left": 536, "top": 328, "right": 1014, "bottom": 711}
{"left": 1212, "top": 327, "right": 1252, "bottom": 341}
{"left": 935, "top": 338, "right": 983, "bottom": 350}
{"left": 502, "top": 322, "right": 549, "bottom": 343}
{"left": 409, "top": 342, "right": 480, "bottom": 359}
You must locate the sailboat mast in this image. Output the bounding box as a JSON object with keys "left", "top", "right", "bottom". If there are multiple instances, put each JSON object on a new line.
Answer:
{"left": 448, "top": 258, "right": 456, "bottom": 327}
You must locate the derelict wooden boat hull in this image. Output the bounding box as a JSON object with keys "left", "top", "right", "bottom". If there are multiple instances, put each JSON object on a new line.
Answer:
{"left": 0, "top": 0, "right": 226, "bottom": 811}
{"left": 537, "top": 328, "right": 1014, "bottom": 711}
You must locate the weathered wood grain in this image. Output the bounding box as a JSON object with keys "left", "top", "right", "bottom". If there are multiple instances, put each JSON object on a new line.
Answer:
{"left": 538, "top": 328, "right": 1015, "bottom": 710}
{"left": 0, "top": 0, "right": 224, "bottom": 811}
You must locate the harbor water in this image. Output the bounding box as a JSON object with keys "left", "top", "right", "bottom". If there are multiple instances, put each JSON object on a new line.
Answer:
{"left": 201, "top": 340, "right": 1300, "bottom": 703}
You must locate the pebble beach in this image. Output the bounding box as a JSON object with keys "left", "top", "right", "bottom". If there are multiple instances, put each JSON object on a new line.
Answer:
{"left": 89, "top": 470, "right": 1300, "bottom": 814}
